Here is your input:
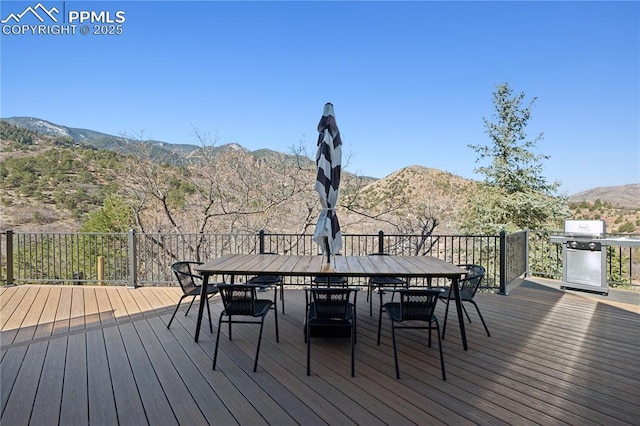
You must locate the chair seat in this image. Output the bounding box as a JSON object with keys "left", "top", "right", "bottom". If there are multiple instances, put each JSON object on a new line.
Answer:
{"left": 368, "top": 276, "right": 406, "bottom": 316}
{"left": 435, "top": 285, "right": 471, "bottom": 301}
{"left": 312, "top": 276, "right": 347, "bottom": 285}
{"left": 185, "top": 285, "right": 219, "bottom": 297}
{"left": 369, "top": 276, "right": 405, "bottom": 286}
{"left": 308, "top": 302, "right": 354, "bottom": 324}
{"left": 247, "top": 275, "right": 283, "bottom": 284}
{"left": 224, "top": 299, "right": 273, "bottom": 317}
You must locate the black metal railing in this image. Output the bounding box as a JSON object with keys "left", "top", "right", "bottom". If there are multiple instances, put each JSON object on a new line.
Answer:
{"left": 2, "top": 229, "right": 636, "bottom": 290}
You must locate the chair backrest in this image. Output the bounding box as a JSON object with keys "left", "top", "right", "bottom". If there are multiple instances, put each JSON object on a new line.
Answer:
{"left": 172, "top": 261, "right": 202, "bottom": 295}
{"left": 397, "top": 289, "right": 441, "bottom": 321}
{"left": 309, "top": 288, "right": 353, "bottom": 320}
{"left": 218, "top": 284, "right": 258, "bottom": 315}
{"left": 458, "top": 264, "right": 486, "bottom": 300}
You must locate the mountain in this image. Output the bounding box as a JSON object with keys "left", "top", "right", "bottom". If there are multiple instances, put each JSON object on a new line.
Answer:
{"left": 569, "top": 184, "right": 640, "bottom": 210}
{"left": 1, "top": 116, "right": 208, "bottom": 159}
{"left": 3, "top": 117, "right": 115, "bottom": 141}
{"left": 2, "top": 117, "right": 638, "bottom": 235}
{"left": 3, "top": 117, "right": 638, "bottom": 203}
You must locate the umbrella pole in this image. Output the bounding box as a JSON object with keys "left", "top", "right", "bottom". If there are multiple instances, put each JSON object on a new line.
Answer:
{"left": 325, "top": 240, "right": 331, "bottom": 264}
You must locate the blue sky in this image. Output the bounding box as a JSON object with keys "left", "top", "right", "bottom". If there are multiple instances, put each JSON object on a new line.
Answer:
{"left": 1, "top": 1, "right": 638, "bottom": 195}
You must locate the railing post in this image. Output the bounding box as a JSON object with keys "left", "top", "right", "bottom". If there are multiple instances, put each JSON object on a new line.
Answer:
{"left": 128, "top": 229, "right": 138, "bottom": 288}
{"left": 498, "top": 230, "right": 508, "bottom": 295}
{"left": 259, "top": 230, "right": 265, "bottom": 254}
{"left": 378, "top": 230, "right": 384, "bottom": 254}
{"left": 524, "top": 228, "right": 530, "bottom": 278}
{"left": 5, "top": 230, "right": 14, "bottom": 286}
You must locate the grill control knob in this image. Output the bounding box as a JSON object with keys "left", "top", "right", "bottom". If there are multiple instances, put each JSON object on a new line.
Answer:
{"left": 589, "top": 242, "right": 597, "bottom": 250}
{"left": 570, "top": 241, "right": 578, "bottom": 249}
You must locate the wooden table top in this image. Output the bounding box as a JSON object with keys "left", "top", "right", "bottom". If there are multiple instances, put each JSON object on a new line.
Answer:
{"left": 195, "top": 254, "right": 467, "bottom": 279}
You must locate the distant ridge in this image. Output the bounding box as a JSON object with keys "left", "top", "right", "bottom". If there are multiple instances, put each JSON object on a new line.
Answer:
{"left": 569, "top": 184, "right": 640, "bottom": 209}
{"left": 1, "top": 116, "right": 303, "bottom": 159}
{"left": 3, "top": 116, "right": 638, "bottom": 201}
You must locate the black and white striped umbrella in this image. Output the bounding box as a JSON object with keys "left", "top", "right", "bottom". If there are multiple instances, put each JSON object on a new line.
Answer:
{"left": 312, "top": 103, "right": 343, "bottom": 263}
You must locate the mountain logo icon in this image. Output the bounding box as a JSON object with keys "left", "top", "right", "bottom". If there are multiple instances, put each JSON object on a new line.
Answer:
{"left": 1, "top": 2, "right": 59, "bottom": 24}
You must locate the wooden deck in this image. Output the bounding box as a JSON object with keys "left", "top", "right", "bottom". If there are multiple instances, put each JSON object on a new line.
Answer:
{"left": 1, "top": 279, "right": 639, "bottom": 425}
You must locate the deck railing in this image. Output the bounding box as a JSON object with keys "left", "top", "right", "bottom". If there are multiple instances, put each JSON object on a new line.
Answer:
{"left": 2, "top": 229, "right": 637, "bottom": 290}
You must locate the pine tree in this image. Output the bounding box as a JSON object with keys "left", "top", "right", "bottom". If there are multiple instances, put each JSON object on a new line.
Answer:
{"left": 462, "top": 83, "right": 568, "bottom": 233}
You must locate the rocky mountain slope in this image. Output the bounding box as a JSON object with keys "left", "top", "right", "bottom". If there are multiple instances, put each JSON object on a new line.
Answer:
{"left": 569, "top": 184, "right": 640, "bottom": 209}
{"left": 2, "top": 117, "right": 638, "bottom": 234}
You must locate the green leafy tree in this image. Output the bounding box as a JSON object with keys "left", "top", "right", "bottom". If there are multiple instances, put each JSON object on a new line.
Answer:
{"left": 462, "top": 83, "right": 569, "bottom": 233}
{"left": 81, "top": 194, "right": 134, "bottom": 233}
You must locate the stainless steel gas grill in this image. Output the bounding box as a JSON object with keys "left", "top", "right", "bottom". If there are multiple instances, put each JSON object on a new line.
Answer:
{"left": 550, "top": 220, "right": 609, "bottom": 295}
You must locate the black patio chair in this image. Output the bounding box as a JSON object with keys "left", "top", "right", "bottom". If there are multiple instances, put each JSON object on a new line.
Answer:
{"left": 168, "top": 261, "right": 220, "bottom": 333}
{"left": 439, "top": 264, "right": 490, "bottom": 337}
{"left": 246, "top": 252, "right": 285, "bottom": 313}
{"left": 377, "top": 288, "right": 446, "bottom": 380}
{"left": 367, "top": 252, "right": 407, "bottom": 316}
{"left": 213, "top": 284, "right": 279, "bottom": 372}
{"left": 305, "top": 287, "right": 358, "bottom": 377}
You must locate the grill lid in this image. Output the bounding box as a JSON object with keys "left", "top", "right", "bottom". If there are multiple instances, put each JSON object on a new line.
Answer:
{"left": 563, "top": 220, "right": 606, "bottom": 238}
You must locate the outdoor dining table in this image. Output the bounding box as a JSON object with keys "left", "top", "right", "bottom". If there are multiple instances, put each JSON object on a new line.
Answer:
{"left": 193, "top": 254, "right": 471, "bottom": 349}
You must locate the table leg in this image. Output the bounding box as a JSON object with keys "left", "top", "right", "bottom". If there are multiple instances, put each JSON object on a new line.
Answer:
{"left": 451, "top": 277, "right": 468, "bottom": 350}
{"left": 194, "top": 273, "right": 209, "bottom": 342}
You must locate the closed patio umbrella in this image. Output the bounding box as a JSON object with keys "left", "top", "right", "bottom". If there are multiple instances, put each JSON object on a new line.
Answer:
{"left": 313, "top": 102, "right": 343, "bottom": 263}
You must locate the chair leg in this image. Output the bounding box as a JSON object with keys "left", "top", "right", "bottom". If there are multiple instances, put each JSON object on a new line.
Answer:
{"left": 306, "top": 321, "right": 311, "bottom": 376}
{"left": 206, "top": 296, "right": 213, "bottom": 333}
{"left": 377, "top": 295, "right": 384, "bottom": 345}
{"left": 391, "top": 322, "right": 400, "bottom": 379}
{"left": 254, "top": 317, "right": 266, "bottom": 372}
{"left": 167, "top": 295, "right": 187, "bottom": 329}
{"left": 441, "top": 296, "right": 451, "bottom": 339}
{"left": 353, "top": 308, "right": 357, "bottom": 345}
{"left": 434, "top": 318, "right": 446, "bottom": 381}
{"left": 273, "top": 302, "right": 279, "bottom": 343}
{"left": 213, "top": 315, "right": 224, "bottom": 370}
{"left": 461, "top": 303, "right": 472, "bottom": 323}
{"left": 471, "top": 301, "right": 491, "bottom": 337}
{"left": 184, "top": 296, "right": 196, "bottom": 316}
{"left": 351, "top": 318, "right": 356, "bottom": 377}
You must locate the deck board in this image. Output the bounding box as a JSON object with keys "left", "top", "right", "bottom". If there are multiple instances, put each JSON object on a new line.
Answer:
{"left": 1, "top": 280, "right": 639, "bottom": 425}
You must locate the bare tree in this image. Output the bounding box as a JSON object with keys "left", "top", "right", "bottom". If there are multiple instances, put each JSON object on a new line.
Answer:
{"left": 113, "top": 129, "right": 322, "bottom": 259}
{"left": 339, "top": 166, "right": 469, "bottom": 254}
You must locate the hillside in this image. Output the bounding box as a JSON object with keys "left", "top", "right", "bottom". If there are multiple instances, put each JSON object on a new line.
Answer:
{"left": 569, "top": 184, "right": 640, "bottom": 210}
{"left": 1, "top": 117, "right": 638, "bottom": 235}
